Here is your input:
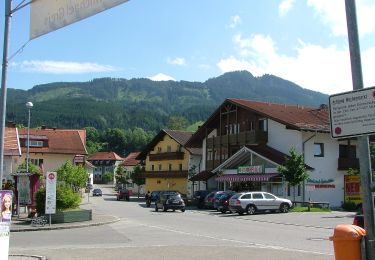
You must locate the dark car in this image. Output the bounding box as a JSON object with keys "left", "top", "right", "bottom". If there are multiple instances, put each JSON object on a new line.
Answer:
{"left": 193, "top": 190, "right": 211, "bottom": 209}
{"left": 214, "top": 191, "right": 237, "bottom": 213}
{"left": 155, "top": 192, "right": 185, "bottom": 212}
{"left": 117, "top": 188, "right": 130, "bottom": 201}
{"left": 92, "top": 188, "right": 102, "bottom": 196}
{"left": 204, "top": 191, "right": 219, "bottom": 209}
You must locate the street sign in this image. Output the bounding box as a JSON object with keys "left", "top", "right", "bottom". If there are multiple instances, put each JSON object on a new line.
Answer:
{"left": 329, "top": 86, "right": 375, "bottom": 138}
{"left": 45, "top": 172, "right": 57, "bottom": 215}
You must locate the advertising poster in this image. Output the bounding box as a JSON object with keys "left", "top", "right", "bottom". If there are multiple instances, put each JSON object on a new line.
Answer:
{"left": 45, "top": 172, "right": 57, "bottom": 215}
{"left": 18, "top": 175, "right": 31, "bottom": 205}
{"left": 0, "top": 190, "right": 13, "bottom": 260}
{"left": 344, "top": 175, "right": 362, "bottom": 203}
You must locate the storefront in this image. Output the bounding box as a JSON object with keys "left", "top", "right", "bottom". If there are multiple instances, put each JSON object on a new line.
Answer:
{"left": 212, "top": 146, "right": 287, "bottom": 197}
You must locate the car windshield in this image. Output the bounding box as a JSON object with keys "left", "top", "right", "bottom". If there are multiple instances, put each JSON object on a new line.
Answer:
{"left": 93, "top": 189, "right": 100, "bottom": 192}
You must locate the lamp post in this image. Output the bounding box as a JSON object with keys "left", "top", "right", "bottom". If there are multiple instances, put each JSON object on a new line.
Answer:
{"left": 25, "top": 101, "right": 33, "bottom": 173}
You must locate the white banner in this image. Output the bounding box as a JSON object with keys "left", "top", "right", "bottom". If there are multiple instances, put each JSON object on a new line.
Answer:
{"left": 30, "top": 0, "right": 129, "bottom": 39}
{"left": 45, "top": 172, "right": 57, "bottom": 215}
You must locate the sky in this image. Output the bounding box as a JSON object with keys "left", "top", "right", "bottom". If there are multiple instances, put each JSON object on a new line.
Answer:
{"left": 1, "top": 0, "right": 375, "bottom": 95}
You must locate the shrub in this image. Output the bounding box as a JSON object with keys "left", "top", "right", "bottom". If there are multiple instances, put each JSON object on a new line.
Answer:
{"left": 35, "top": 186, "right": 80, "bottom": 215}
{"left": 341, "top": 201, "right": 357, "bottom": 211}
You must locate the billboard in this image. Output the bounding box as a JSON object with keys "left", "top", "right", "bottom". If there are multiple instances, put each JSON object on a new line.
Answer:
{"left": 0, "top": 190, "right": 13, "bottom": 260}
{"left": 30, "top": 0, "right": 129, "bottom": 39}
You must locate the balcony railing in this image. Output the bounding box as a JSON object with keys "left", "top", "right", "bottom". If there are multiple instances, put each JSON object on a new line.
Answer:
{"left": 338, "top": 157, "right": 359, "bottom": 170}
{"left": 206, "top": 130, "right": 267, "bottom": 147}
{"left": 141, "top": 171, "right": 188, "bottom": 178}
{"left": 149, "top": 152, "right": 184, "bottom": 161}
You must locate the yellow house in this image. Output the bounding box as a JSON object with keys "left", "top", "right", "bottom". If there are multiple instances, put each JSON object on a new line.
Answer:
{"left": 137, "top": 130, "right": 199, "bottom": 196}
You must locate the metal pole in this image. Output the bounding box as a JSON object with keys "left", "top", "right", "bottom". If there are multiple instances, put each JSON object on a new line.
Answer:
{"left": 345, "top": 1, "right": 375, "bottom": 259}
{"left": 0, "top": 0, "right": 11, "bottom": 189}
{"left": 26, "top": 107, "right": 31, "bottom": 173}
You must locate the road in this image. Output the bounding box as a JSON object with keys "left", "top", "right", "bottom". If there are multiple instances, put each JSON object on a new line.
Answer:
{"left": 9, "top": 185, "right": 355, "bottom": 259}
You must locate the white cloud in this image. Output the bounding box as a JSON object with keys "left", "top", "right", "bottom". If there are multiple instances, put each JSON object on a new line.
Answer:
{"left": 217, "top": 33, "right": 375, "bottom": 95}
{"left": 198, "top": 64, "right": 211, "bottom": 70}
{"left": 228, "top": 15, "right": 242, "bottom": 28}
{"left": 14, "top": 60, "right": 117, "bottom": 74}
{"left": 279, "top": 0, "right": 295, "bottom": 17}
{"left": 149, "top": 73, "right": 176, "bottom": 81}
{"left": 166, "top": 57, "right": 186, "bottom": 66}
{"left": 306, "top": 0, "right": 375, "bottom": 37}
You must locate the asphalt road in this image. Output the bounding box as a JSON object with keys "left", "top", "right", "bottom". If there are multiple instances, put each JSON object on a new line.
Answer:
{"left": 9, "top": 185, "right": 356, "bottom": 260}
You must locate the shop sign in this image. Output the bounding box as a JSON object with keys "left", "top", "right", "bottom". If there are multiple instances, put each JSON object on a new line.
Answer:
{"left": 238, "top": 165, "right": 263, "bottom": 174}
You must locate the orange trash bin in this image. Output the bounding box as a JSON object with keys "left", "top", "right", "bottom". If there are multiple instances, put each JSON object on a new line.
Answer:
{"left": 329, "top": 224, "right": 366, "bottom": 260}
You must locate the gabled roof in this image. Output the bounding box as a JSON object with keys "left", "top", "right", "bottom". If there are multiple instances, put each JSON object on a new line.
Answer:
{"left": 88, "top": 151, "right": 123, "bottom": 161}
{"left": 186, "top": 98, "right": 329, "bottom": 147}
{"left": 18, "top": 128, "right": 87, "bottom": 155}
{"left": 122, "top": 152, "right": 141, "bottom": 166}
{"left": 4, "top": 127, "right": 21, "bottom": 156}
{"left": 137, "top": 129, "right": 199, "bottom": 160}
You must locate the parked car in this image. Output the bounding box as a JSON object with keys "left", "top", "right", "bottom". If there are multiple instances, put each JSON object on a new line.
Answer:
{"left": 117, "top": 188, "right": 130, "bottom": 201}
{"left": 204, "top": 191, "right": 222, "bottom": 209}
{"left": 214, "top": 191, "right": 237, "bottom": 213}
{"left": 192, "top": 190, "right": 211, "bottom": 209}
{"left": 155, "top": 192, "right": 185, "bottom": 212}
{"left": 92, "top": 188, "right": 102, "bottom": 196}
{"left": 229, "top": 191, "right": 292, "bottom": 215}
{"left": 150, "top": 190, "right": 179, "bottom": 203}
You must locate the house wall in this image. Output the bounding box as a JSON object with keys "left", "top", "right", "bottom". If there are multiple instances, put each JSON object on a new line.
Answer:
{"left": 3, "top": 156, "right": 20, "bottom": 182}
{"left": 18, "top": 153, "right": 74, "bottom": 173}
{"left": 146, "top": 178, "right": 188, "bottom": 195}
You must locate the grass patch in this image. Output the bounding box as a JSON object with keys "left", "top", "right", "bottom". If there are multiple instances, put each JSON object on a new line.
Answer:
{"left": 291, "top": 207, "right": 331, "bottom": 212}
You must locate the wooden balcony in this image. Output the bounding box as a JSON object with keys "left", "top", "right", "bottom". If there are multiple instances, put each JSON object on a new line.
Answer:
{"left": 338, "top": 157, "right": 359, "bottom": 170}
{"left": 141, "top": 171, "right": 188, "bottom": 178}
{"left": 149, "top": 152, "right": 184, "bottom": 161}
{"left": 206, "top": 130, "right": 267, "bottom": 147}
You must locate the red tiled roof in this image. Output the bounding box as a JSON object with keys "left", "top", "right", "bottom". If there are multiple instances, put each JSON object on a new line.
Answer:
{"left": 18, "top": 128, "right": 87, "bottom": 155}
{"left": 4, "top": 127, "right": 20, "bottom": 156}
{"left": 122, "top": 152, "right": 140, "bottom": 166}
{"left": 229, "top": 98, "right": 329, "bottom": 132}
{"left": 88, "top": 151, "right": 123, "bottom": 161}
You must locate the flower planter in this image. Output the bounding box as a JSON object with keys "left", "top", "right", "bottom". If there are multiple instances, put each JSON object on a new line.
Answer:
{"left": 49, "top": 209, "right": 92, "bottom": 224}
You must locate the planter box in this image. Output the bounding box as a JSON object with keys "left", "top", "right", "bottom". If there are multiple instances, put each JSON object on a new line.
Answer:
{"left": 50, "top": 209, "right": 92, "bottom": 224}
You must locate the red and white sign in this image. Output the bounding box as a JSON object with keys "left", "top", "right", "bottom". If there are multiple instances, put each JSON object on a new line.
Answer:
{"left": 45, "top": 172, "right": 57, "bottom": 214}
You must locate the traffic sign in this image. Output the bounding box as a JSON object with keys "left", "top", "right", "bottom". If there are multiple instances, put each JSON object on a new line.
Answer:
{"left": 329, "top": 86, "right": 375, "bottom": 138}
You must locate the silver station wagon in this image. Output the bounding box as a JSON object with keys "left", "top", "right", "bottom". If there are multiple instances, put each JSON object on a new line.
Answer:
{"left": 228, "top": 191, "right": 292, "bottom": 215}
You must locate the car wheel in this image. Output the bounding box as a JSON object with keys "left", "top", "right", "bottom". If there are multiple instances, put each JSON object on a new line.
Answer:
{"left": 280, "top": 203, "right": 290, "bottom": 213}
{"left": 163, "top": 205, "right": 167, "bottom": 212}
{"left": 246, "top": 205, "right": 256, "bottom": 215}
{"left": 238, "top": 211, "right": 244, "bottom": 215}
{"left": 173, "top": 209, "right": 175, "bottom": 212}
{"left": 220, "top": 209, "right": 226, "bottom": 214}
{"left": 155, "top": 205, "right": 158, "bottom": 212}
{"left": 181, "top": 208, "right": 185, "bottom": 212}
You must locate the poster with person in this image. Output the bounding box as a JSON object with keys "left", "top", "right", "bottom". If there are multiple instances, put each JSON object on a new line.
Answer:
{"left": 0, "top": 190, "right": 13, "bottom": 260}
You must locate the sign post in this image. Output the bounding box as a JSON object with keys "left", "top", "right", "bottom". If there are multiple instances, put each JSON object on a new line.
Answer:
{"left": 45, "top": 172, "right": 57, "bottom": 226}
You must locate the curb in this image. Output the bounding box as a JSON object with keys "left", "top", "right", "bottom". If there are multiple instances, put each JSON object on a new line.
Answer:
{"left": 9, "top": 254, "right": 47, "bottom": 260}
{"left": 10, "top": 215, "right": 121, "bottom": 233}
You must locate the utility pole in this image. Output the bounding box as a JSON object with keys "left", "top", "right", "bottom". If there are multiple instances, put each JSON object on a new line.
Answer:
{"left": 345, "top": 1, "right": 375, "bottom": 259}
{"left": 0, "top": 0, "right": 12, "bottom": 190}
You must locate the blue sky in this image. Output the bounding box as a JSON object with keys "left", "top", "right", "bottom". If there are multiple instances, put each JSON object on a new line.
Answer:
{"left": 1, "top": 0, "right": 375, "bottom": 95}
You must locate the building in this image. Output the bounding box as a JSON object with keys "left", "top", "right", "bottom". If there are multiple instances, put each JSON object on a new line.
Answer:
{"left": 137, "top": 130, "right": 201, "bottom": 198}
{"left": 17, "top": 127, "right": 88, "bottom": 174}
{"left": 88, "top": 151, "right": 123, "bottom": 184}
{"left": 2, "top": 126, "right": 21, "bottom": 186}
{"left": 121, "top": 152, "right": 143, "bottom": 195}
{"left": 187, "top": 98, "right": 356, "bottom": 207}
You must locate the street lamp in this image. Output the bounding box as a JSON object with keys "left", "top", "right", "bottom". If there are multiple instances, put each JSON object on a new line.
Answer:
{"left": 25, "top": 101, "right": 33, "bottom": 173}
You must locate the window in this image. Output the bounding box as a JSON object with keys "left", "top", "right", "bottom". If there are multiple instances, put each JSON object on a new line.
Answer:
{"left": 151, "top": 165, "right": 154, "bottom": 171}
{"left": 30, "top": 158, "right": 43, "bottom": 166}
{"left": 177, "top": 145, "right": 182, "bottom": 152}
{"left": 179, "top": 164, "right": 183, "bottom": 171}
{"left": 157, "top": 147, "right": 162, "bottom": 153}
{"left": 28, "top": 140, "right": 43, "bottom": 147}
{"left": 252, "top": 193, "right": 263, "bottom": 199}
{"left": 158, "top": 164, "right": 162, "bottom": 171}
{"left": 241, "top": 194, "right": 252, "bottom": 199}
{"left": 314, "top": 143, "right": 324, "bottom": 157}
{"left": 287, "top": 183, "right": 291, "bottom": 196}
{"left": 339, "top": 145, "right": 356, "bottom": 158}
{"left": 167, "top": 145, "right": 171, "bottom": 152}
{"left": 168, "top": 164, "right": 172, "bottom": 171}
{"left": 263, "top": 193, "right": 276, "bottom": 199}
{"left": 297, "top": 185, "right": 301, "bottom": 196}
{"left": 259, "top": 119, "right": 268, "bottom": 131}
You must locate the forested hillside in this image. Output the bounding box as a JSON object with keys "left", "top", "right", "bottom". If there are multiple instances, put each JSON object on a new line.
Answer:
{"left": 7, "top": 71, "right": 328, "bottom": 133}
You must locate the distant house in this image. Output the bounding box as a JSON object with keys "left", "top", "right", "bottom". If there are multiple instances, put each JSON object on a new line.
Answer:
{"left": 2, "top": 126, "right": 21, "bottom": 186}
{"left": 137, "top": 130, "right": 202, "bottom": 198}
{"left": 121, "top": 152, "right": 143, "bottom": 194}
{"left": 17, "top": 127, "right": 88, "bottom": 175}
{"left": 186, "top": 98, "right": 360, "bottom": 207}
{"left": 88, "top": 151, "right": 123, "bottom": 184}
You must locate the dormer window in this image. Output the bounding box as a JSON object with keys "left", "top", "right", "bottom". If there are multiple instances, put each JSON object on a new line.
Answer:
{"left": 27, "top": 140, "right": 43, "bottom": 147}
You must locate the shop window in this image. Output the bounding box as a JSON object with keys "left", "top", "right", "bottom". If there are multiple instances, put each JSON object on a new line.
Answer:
{"left": 314, "top": 143, "right": 324, "bottom": 157}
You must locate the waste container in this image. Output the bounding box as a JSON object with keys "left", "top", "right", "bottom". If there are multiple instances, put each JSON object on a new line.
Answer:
{"left": 329, "top": 224, "right": 366, "bottom": 260}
